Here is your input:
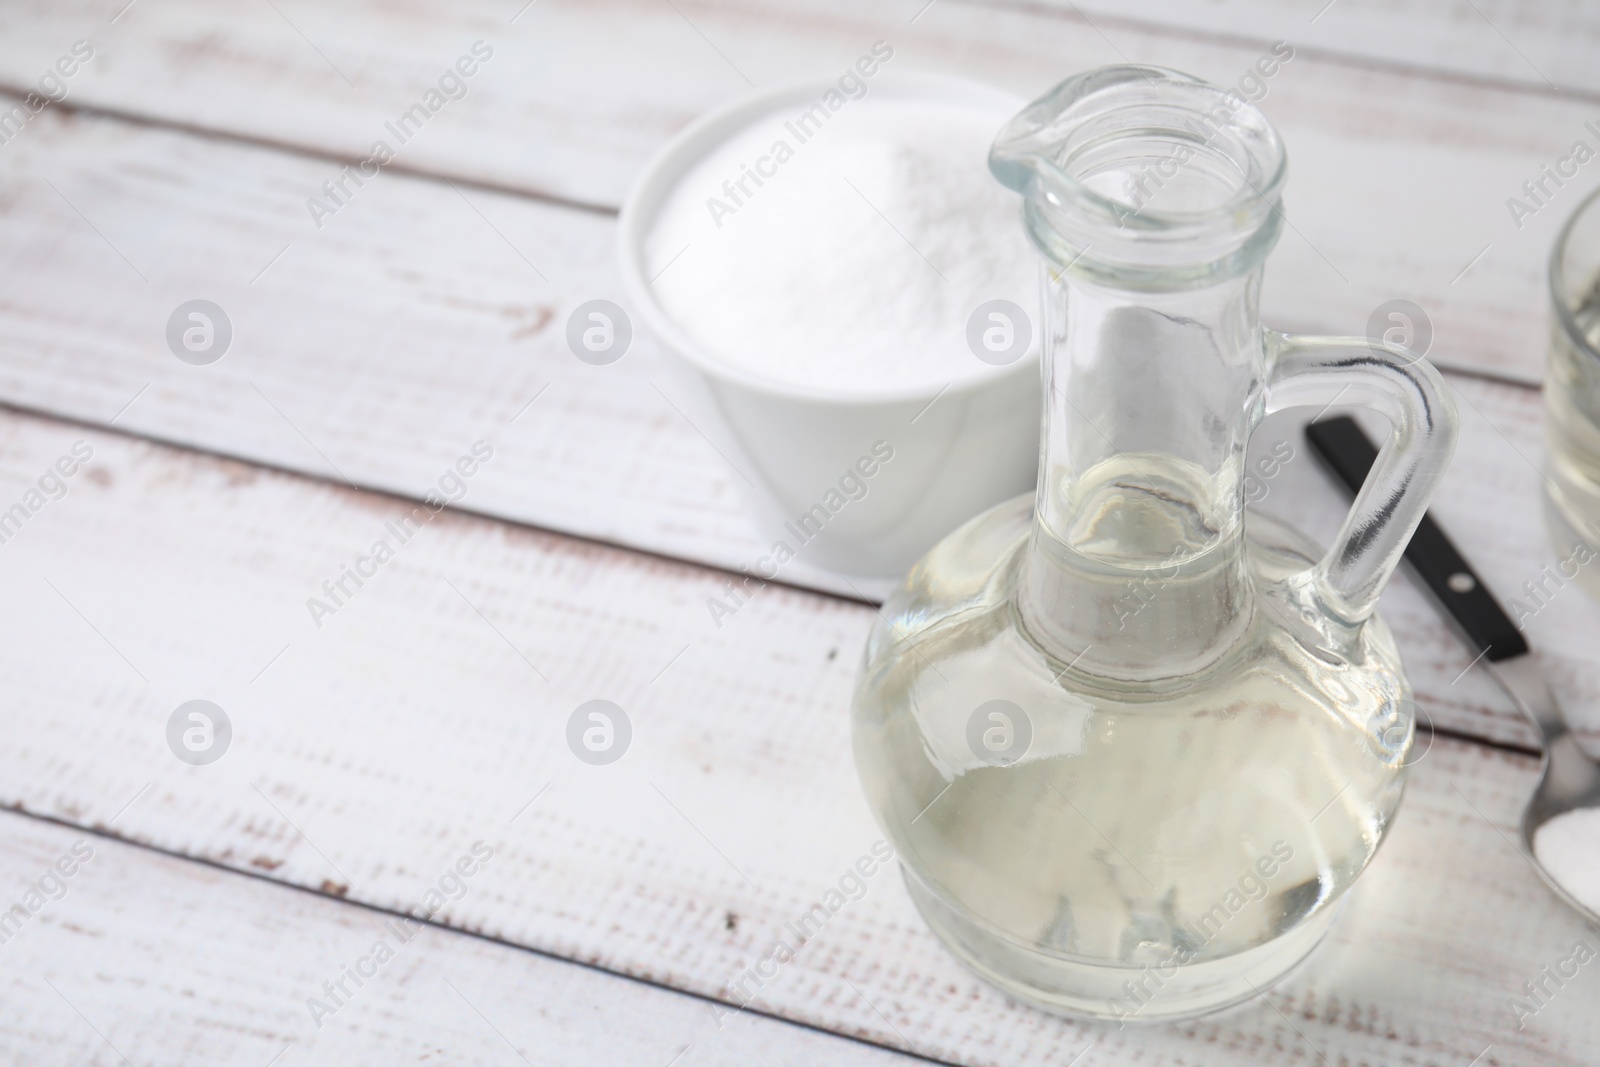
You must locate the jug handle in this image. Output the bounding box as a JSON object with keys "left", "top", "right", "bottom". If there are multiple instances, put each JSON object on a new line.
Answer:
{"left": 1261, "top": 330, "right": 1459, "bottom": 627}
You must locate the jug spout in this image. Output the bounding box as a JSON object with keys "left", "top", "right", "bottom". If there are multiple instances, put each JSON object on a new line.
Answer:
{"left": 989, "top": 65, "right": 1286, "bottom": 289}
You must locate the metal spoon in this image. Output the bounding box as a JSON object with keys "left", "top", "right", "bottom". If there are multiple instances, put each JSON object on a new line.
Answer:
{"left": 1307, "top": 415, "right": 1600, "bottom": 924}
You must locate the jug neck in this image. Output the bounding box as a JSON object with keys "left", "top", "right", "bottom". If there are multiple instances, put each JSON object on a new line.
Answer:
{"left": 989, "top": 65, "right": 1290, "bottom": 678}
{"left": 1017, "top": 266, "right": 1266, "bottom": 679}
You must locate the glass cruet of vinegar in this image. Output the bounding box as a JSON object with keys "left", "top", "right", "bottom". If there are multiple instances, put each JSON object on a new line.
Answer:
{"left": 851, "top": 66, "right": 1458, "bottom": 1021}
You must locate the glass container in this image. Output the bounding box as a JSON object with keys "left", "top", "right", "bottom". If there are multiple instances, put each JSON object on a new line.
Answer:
{"left": 851, "top": 66, "right": 1458, "bottom": 1021}
{"left": 1544, "top": 184, "right": 1600, "bottom": 595}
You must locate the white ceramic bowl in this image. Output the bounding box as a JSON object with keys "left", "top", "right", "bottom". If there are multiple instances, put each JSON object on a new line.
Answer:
{"left": 619, "top": 73, "right": 1040, "bottom": 579}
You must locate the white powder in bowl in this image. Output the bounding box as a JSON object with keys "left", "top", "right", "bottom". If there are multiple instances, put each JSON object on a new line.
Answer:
{"left": 644, "top": 96, "right": 1037, "bottom": 394}
{"left": 1532, "top": 806, "right": 1600, "bottom": 915}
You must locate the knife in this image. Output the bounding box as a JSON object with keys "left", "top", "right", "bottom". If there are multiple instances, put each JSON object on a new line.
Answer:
{"left": 1302, "top": 416, "right": 1572, "bottom": 750}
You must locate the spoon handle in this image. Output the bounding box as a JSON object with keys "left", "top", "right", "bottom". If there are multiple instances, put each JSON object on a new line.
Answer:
{"left": 1305, "top": 416, "right": 1529, "bottom": 663}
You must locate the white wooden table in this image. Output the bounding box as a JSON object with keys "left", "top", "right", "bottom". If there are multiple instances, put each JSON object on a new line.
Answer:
{"left": 1, "top": 1, "right": 1598, "bottom": 1063}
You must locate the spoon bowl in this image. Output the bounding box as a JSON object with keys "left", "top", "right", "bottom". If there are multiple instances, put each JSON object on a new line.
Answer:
{"left": 1499, "top": 655, "right": 1600, "bottom": 922}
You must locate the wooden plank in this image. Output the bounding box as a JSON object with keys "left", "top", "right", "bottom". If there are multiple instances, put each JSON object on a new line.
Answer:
{"left": 0, "top": 96, "right": 835, "bottom": 592}
{"left": 0, "top": 98, "right": 1585, "bottom": 749}
{"left": 0, "top": 0, "right": 1586, "bottom": 381}
{"left": 0, "top": 406, "right": 1597, "bottom": 1064}
{"left": 1033, "top": 0, "right": 1600, "bottom": 97}
{"left": 0, "top": 811, "right": 920, "bottom": 1065}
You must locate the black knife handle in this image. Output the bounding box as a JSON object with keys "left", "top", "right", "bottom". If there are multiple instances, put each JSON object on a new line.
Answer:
{"left": 1304, "top": 416, "right": 1528, "bottom": 662}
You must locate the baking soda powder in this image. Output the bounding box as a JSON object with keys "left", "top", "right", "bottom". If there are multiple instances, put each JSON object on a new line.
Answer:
{"left": 645, "top": 94, "right": 1037, "bottom": 394}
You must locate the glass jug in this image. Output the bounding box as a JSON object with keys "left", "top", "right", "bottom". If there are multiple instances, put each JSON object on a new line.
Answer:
{"left": 851, "top": 66, "right": 1457, "bottom": 1022}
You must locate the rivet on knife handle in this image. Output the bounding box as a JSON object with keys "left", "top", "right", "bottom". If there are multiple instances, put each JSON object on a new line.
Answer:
{"left": 1304, "top": 416, "right": 1529, "bottom": 662}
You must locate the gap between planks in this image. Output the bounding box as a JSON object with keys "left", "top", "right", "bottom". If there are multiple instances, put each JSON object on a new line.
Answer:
{"left": 0, "top": 393, "right": 881, "bottom": 611}
{"left": 972, "top": 0, "right": 1600, "bottom": 107}
{"left": 0, "top": 385, "right": 1550, "bottom": 771}
{"left": 0, "top": 798, "right": 958, "bottom": 1067}
{"left": 0, "top": 86, "right": 620, "bottom": 219}
{"left": 0, "top": 83, "right": 1552, "bottom": 390}
{"left": 10, "top": 0, "right": 1600, "bottom": 212}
